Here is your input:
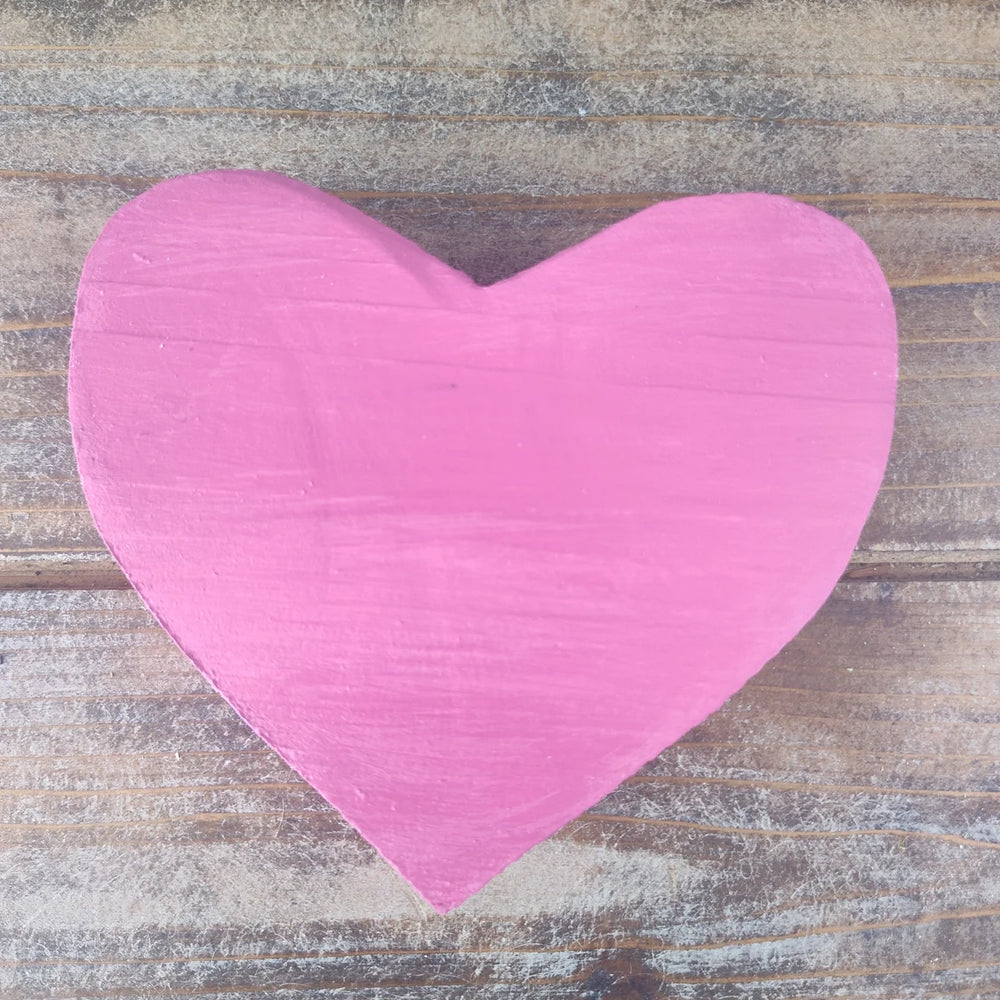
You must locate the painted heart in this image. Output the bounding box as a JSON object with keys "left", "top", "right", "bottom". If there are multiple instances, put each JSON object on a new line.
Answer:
{"left": 69, "top": 171, "right": 896, "bottom": 912}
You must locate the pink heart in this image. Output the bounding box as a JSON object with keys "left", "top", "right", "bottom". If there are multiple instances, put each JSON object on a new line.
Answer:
{"left": 69, "top": 171, "right": 896, "bottom": 912}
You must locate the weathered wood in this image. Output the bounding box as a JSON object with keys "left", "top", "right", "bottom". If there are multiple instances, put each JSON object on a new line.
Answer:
{"left": 1, "top": 0, "right": 999, "bottom": 586}
{"left": 1, "top": 0, "right": 1000, "bottom": 200}
{"left": 1, "top": 0, "right": 998, "bottom": 994}
{"left": 0, "top": 583, "right": 998, "bottom": 997}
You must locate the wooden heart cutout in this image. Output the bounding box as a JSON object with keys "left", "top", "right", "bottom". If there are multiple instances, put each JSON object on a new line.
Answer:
{"left": 69, "top": 171, "right": 896, "bottom": 912}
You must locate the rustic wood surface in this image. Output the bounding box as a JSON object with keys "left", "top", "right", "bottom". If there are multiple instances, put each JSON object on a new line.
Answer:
{"left": 0, "top": 1, "right": 998, "bottom": 997}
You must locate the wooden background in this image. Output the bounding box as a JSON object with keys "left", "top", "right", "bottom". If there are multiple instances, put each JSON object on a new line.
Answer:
{"left": 1, "top": 1, "right": 999, "bottom": 997}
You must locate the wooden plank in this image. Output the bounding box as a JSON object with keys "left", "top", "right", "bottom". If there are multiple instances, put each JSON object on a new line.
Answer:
{"left": 0, "top": 0, "right": 998, "bottom": 587}
{"left": 0, "top": 581, "right": 997, "bottom": 997}
{"left": 1, "top": 0, "right": 998, "bottom": 70}
{"left": 0, "top": 1, "right": 999, "bottom": 201}
{"left": 1, "top": 187, "right": 998, "bottom": 584}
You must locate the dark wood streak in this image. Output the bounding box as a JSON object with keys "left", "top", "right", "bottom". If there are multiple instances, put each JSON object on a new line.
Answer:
{"left": 6, "top": 101, "right": 1000, "bottom": 131}
{"left": 6, "top": 901, "right": 1000, "bottom": 966}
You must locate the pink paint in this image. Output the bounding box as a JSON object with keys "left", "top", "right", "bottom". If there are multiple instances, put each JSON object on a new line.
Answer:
{"left": 69, "top": 171, "right": 897, "bottom": 912}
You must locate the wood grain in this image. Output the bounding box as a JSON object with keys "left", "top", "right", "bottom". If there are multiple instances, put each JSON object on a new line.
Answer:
{"left": 0, "top": 0, "right": 998, "bottom": 995}
{"left": 1, "top": 583, "right": 998, "bottom": 999}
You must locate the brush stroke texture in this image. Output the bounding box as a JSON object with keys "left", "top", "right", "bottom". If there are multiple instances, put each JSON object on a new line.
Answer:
{"left": 68, "top": 171, "right": 896, "bottom": 910}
